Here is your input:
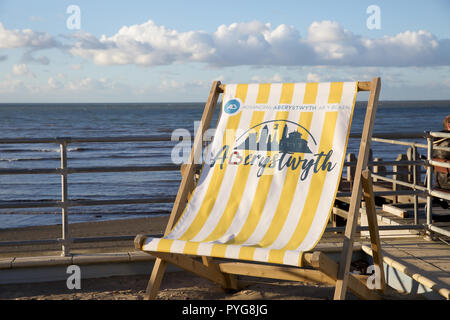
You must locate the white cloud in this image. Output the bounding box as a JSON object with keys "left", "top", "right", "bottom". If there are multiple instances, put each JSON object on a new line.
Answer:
{"left": 12, "top": 63, "right": 29, "bottom": 75}
{"left": 21, "top": 51, "right": 50, "bottom": 65}
{"left": 68, "top": 19, "right": 450, "bottom": 68}
{"left": 71, "top": 64, "right": 82, "bottom": 70}
{"left": 65, "top": 77, "right": 128, "bottom": 92}
{"left": 251, "top": 73, "right": 286, "bottom": 83}
{"left": 2, "top": 19, "right": 449, "bottom": 68}
{"left": 69, "top": 21, "right": 215, "bottom": 66}
{"left": 47, "top": 76, "right": 63, "bottom": 89}
{"left": 159, "top": 79, "right": 207, "bottom": 91}
{"left": 0, "top": 22, "right": 58, "bottom": 49}
{"left": 11, "top": 63, "right": 35, "bottom": 78}
{"left": 0, "top": 78, "right": 23, "bottom": 93}
{"left": 306, "top": 72, "right": 321, "bottom": 82}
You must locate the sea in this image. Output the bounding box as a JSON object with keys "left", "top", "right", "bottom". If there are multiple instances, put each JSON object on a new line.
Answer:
{"left": 0, "top": 100, "right": 449, "bottom": 229}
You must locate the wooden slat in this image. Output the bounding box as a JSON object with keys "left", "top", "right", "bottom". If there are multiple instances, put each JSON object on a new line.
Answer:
{"left": 334, "top": 77, "right": 381, "bottom": 300}
{"left": 218, "top": 261, "right": 335, "bottom": 285}
{"left": 333, "top": 207, "right": 349, "bottom": 219}
{"left": 382, "top": 204, "right": 409, "bottom": 218}
{"left": 357, "top": 81, "right": 372, "bottom": 91}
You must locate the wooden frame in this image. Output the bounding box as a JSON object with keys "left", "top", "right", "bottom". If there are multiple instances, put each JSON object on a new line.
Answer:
{"left": 134, "top": 77, "right": 384, "bottom": 300}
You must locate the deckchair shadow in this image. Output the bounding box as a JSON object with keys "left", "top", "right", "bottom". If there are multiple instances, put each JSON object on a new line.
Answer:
{"left": 135, "top": 78, "right": 385, "bottom": 300}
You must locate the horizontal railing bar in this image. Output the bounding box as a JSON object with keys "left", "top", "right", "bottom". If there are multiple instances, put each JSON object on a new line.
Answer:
{"left": 0, "top": 197, "right": 176, "bottom": 209}
{"left": 0, "top": 161, "right": 427, "bottom": 176}
{"left": 344, "top": 160, "right": 424, "bottom": 167}
{"left": 370, "top": 173, "right": 427, "bottom": 191}
{"left": 371, "top": 173, "right": 450, "bottom": 201}
{"left": 336, "top": 189, "right": 424, "bottom": 198}
{"left": 0, "top": 233, "right": 164, "bottom": 247}
{"left": 66, "top": 198, "right": 176, "bottom": 207}
{"left": 0, "top": 239, "right": 60, "bottom": 246}
{"left": 326, "top": 224, "right": 425, "bottom": 233}
{"left": 360, "top": 132, "right": 427, "bottom": 139}
{"left": 0, "top": 164, "right": 182, "bottom": 175}
{"left": 0, "top": 132, "right": 433, "bottom": 145}
{"left": 70, "top": 234, "right": 164, "bottom": 243}
{"left": 0, "top": 168, "right": 61, "bottom": 175}
{"left": 371, "top": 137, "right": 427, "bottom": 149}
{"left": 0, "top": 136, "right": 177, "bottom": 144}
{"left": 429, "top": 159, "right": 450, "bottom": 169}
{"left": 428, "top": 224, "right": 450, "bottom": 238}
{"left": 429, "top": 131, "right": 450, "bottom": 139}
{"left": 66, "top": 165, "right": 181, "bottom": 174}
{"left": 429, "top": 189, "right": 450, "bottom": 201}
{"left": 0, "top": 200, "right": 61, "bottom": 209}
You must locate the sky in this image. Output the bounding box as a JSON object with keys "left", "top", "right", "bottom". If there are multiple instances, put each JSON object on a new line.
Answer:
{"left": 0, "top": 0, "right": 450, "bottom": 102}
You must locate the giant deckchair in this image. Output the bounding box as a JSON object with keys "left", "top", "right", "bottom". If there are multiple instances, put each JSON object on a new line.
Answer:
{"left": 135, "top": 78, "right": 385, "bottom": 300}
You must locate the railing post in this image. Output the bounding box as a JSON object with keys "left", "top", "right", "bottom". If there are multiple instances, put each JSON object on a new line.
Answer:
{"left": 60, "top": 141, "right": 70, "bottom": 256}
{"left": 426, "top": 134, "right": 433, "bottom": 232}
{"left": 412, "top": 146, "right": 419, "bottom": 225}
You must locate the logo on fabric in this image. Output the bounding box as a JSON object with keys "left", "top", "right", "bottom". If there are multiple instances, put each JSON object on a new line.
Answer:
{"left": 224, "top": 99, "right": 241, "bottom": 115}
{"left": 234, "top": 120, "right": 313, "bottom": 154}
{"left": 209, "top": 120, "right": 337, "bottom": 178}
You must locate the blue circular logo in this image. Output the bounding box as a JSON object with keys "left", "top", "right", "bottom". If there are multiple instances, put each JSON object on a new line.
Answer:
{"left": 224, "top": 99, "right": 241, "bottom": 115}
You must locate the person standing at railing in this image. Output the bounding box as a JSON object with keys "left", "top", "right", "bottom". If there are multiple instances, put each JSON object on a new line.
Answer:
{"left": 433, "top": 115, "right": 450, "bottom": 192}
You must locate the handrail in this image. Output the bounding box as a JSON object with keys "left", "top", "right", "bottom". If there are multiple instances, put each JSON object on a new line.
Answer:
{"left": 0, "top": 135, "right": 175, "bottom": 144}
{"left": 0, "top": 164, "right": 180, "bottom": 175}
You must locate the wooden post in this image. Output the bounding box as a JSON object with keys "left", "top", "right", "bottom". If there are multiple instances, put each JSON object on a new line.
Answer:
{"left": 372, "top": 157, "right": 386, "bottom": 182}
{"left": 334, "top": 77, "right": 381, "bottom": 300}
{"left": 346, "top": 153, "right": 357, "bottom": 187}
{"left": 144, "top": 81, "right": 223, "bottom": 300}
{"left": 393, "top": 154, "right": 409, "bottom": 203}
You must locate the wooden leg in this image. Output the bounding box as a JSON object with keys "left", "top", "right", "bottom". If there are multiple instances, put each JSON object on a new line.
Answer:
{"left": 334, "top": 77, "right": 381, "bottom": 300}
{"left": 202, "top": 256, "right": 240, "bottom": 291}
{"left": 145, "top": 257, "right": 167, "bottom": 300}
{"left": 361, "top": 169, "right": 386, "bottom": 293}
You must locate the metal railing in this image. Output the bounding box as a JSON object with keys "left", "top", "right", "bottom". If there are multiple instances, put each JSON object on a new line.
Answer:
{"left": 0, "top": 136, "right": 180, "bottom": 256}
{"left": 356, "top": 131, "right": 450, "bottom": 238}
{"left": 0, "top": 132, "right": 449, "bottom": 256}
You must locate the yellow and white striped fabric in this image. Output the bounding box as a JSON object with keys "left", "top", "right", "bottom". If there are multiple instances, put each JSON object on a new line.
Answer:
{"left": 142, "top": 82, "right": 358, "bottom": 267}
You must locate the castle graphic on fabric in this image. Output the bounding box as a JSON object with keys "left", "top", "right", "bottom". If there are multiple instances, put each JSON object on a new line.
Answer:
{"left": 235, "top": 123, "right": 312, "bottom": 154}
